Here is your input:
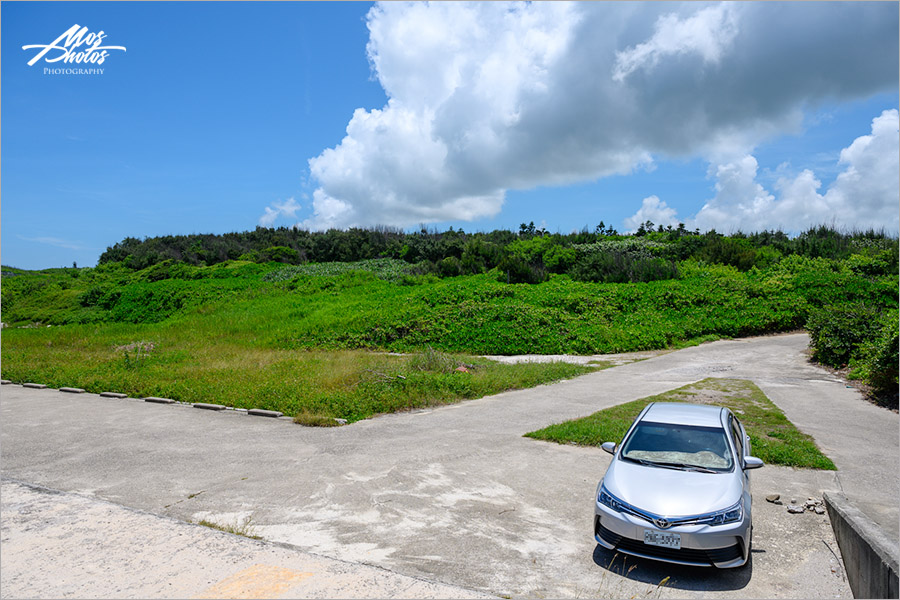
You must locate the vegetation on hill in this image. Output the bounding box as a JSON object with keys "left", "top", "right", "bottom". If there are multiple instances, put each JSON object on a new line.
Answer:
{"left": 2, "top": 225, "right": 897, "bottom": 411}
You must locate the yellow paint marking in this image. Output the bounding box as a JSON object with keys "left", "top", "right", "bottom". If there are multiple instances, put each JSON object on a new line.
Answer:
{"left": 193, "top": 564, "right": 313, "bottom": 599}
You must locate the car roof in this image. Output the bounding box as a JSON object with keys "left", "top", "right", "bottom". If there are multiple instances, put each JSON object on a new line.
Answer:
{"left": 640, "top": 402, "right": 726, "bottom": 428}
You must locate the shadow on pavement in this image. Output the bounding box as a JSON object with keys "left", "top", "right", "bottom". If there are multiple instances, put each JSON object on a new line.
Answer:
{"left": 592, "top": 544, "right": 753, "bottom": 591}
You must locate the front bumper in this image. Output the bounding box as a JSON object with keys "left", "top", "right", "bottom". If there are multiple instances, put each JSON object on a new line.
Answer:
{"left": 594, "top": 502, "right": 750, "bottom": 568}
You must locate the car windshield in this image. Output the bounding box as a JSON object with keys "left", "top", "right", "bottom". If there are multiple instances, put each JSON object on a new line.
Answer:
{"left": 619, "top": 421, "right": 733, "bottom": 471}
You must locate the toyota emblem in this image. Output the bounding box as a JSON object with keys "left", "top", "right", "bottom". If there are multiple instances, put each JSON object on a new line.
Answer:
{"left": 654, "top": 517, "right": 671, "bottom": 529}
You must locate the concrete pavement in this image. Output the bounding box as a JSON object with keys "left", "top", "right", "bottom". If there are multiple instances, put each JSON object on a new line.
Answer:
{"left": 0, "top": 478, "right": 491, "bottom": 599}
{"left": 2, "top": 332, "right": 894, "bottom": 598}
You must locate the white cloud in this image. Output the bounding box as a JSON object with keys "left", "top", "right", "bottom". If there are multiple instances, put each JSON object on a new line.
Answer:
{"left": 773, "top": 109, "right": 900, "bottom": 232}
{"left": 18, "top": 235, "right": 86, "bottom": 251}
{"left": 259, "top": 197, "right": 301, "bottom": 227}
{"left": 624, "top": 196, "right": 680, "bottom": 232}
{"left": 613, "top": 4, "right": 739, "bottom": 82}
{"left": 692, "top": 155, "right": 776, "bottom": 232}
{"left": 305, "top": 2, "right": 898, "bottom": 230}
{"left": 629, "top": 110, "right": 899, "bottom": 233}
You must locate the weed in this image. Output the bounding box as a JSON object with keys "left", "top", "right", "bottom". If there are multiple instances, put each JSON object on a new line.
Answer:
{"left": 197, "top": 516, "right": 261, "bottom": 540}
{"left": 294, "top": 410, "right": 343, "bottom": 427}
{"left": 114, "top": 340, "right": 156, "bottom": 370}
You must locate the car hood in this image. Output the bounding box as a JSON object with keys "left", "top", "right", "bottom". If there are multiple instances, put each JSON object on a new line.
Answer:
{"left": 603, "top": 458, "right": 742, "bottom": 517}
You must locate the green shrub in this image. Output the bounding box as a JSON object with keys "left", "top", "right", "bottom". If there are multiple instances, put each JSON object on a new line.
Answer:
{"left": 571, "top": 251, "right": 677, "bottom": 283}
{"left": 496, "top": 254, "right": 548, "bottom": 284}
{"left": 262, "top": 246, "right": 300, "bottom": 263}
{"left": 852, "top": 311, "right": 899, "bottom": 393}
{"left": 807, "top": 303, "right": 882, "bottom": 367}
{"left": 438, "top": 256, "right": 462, "bottom": 278}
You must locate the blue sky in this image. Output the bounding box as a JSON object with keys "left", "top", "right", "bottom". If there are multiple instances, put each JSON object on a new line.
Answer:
{"left": 2, "top": 2, "right": 898, "bottom": 269}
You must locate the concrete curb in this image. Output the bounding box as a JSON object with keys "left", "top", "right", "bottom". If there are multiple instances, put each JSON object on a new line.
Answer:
{"left": 6, "top": 383, "right": 298, "bottom": 425}
{"left": 144, "top": 397, "right": 175, "bottom": 405}
{"left": 193, "top": 403, "right": 226, "bottom": 411}
{"left": 247, "top": 409, "right": 284, "bottom": 418}
{"left": 824, "top": 491, "right": 899, "bottom": 599}
{"left": 1, "top": 380, "right": 11, "bottom": 385}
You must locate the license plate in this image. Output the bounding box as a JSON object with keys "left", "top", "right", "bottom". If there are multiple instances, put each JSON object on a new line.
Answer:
{"left": 644, "top": 529, "right": 681, "bottom": 549}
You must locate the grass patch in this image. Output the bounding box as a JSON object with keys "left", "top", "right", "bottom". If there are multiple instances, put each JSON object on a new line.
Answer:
{"left": 197, "top": 516, "right": 261, "bottom": 540}
{"left": 0, "top": 328, "right": 594, "bottom": 424}
{"left": 525, "top": 378, "right": 836, "bottom": 470}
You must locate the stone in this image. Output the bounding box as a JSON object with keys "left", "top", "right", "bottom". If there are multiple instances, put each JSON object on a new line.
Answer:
{"left": 100, "top": 392, "right": 128, "bottom": 398}
{"left": 787, "top": 504, "right": 805, "bottom": 514}
{"left": 814, "top": 505, "right": 826, "bottom": 515}
{"left": 22, "top": 383, "right": 47, "bottom": 389}
{"left": 0, "top": 380, "right": 11, "bottom": 385}
{"left": 59, "top": 387, "right": 85, "bottom": 394}
{"left": 765, "top": 494, "right": 781, "bottom": 503}
{"left": 334, "top": 418, "right": 348, "bottom": 425}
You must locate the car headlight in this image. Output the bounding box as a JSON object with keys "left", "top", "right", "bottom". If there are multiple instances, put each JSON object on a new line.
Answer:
{"left": 597, "top": 484, "right": 626, "bottom": 512}
{"left": 703, "top": 499, "right": 743, "bottom": 526}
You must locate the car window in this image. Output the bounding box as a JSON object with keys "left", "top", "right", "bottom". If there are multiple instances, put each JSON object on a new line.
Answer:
{"left": 620, "top": 421, "right": 734, "bottom": 471}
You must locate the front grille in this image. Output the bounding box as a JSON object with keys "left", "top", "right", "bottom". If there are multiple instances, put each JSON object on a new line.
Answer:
{"left": 595, "top": 518, "right": 742, "bottom": 566}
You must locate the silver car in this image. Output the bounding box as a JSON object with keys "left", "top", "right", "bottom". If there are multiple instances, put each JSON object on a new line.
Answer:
{"left": 594, "top": 402, "right": 763, "bottom": 568}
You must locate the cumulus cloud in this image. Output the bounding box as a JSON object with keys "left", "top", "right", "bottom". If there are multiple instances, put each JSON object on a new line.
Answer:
{"left": 624, "top": 196, "right": 680, "bottom": 232}
{"left": 259, "top": 197, "right": 301, "bottom": 227}
{"left": 631, "top": 110, "right": 899, "bottom": 233}
{"left": 304, "top": 1, "right": 898, "bottom": 230}
{"left": 612, "top": 4, "right": 738, "bottom": 82}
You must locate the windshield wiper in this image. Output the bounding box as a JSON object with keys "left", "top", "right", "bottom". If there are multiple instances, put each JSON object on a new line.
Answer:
{"left": 652, "top": 461, "right": 718, "bottom": 474}
{"left": 623, "top": 456, "right": 718, "bottom": 473}
{"left": 623, "top": 456, "right": 695, "bottom": 472}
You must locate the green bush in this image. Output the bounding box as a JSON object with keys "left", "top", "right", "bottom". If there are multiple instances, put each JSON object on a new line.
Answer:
{"left": 571, "top": 251, "right": 677, "bottom": 283}
{"left": 496, "top": 254, "right": 548, "bottom": 284}
{"left": 438, "top": 256, "right": 462, "bottom": 277}
{"left": 807, "top": 303, "right": 882, "bottom": 366}
{"left": 852, "top": 311, "right": 899, "bottom": 393}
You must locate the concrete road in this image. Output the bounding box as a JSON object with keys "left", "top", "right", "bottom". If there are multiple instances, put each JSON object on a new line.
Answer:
{"left": 2, "top": 333, "right": 894, "bottom": 598}
{"left": 0, "top": 478, "right": 491, "bottom": 599}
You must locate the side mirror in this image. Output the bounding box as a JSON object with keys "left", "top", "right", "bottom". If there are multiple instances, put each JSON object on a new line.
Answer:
{"left": 601, "top": 442, "right": 616, "bottom": 455}
{"left": 744, "top": 456, "right": 764, "bottom": 470}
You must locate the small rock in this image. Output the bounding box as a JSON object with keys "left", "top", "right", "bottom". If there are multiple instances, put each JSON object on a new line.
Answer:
{"left": 790, "top": 498, "right": 798, "bottom": 504}
{"left": 787, "top": 504, "right": 805, "bottom": 514}
{"left": 765, "top": 494, "right": 781, "bottom": 503}
{"left": 815, "top": 506, "right": 826, "bottom": 515}
{"left": 334, "top": 418, "right": 348, "bottom": 425}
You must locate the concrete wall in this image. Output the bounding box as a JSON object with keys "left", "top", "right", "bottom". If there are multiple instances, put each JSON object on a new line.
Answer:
{"left": 824, "top": 492, "right": 899, "bottom": 599}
